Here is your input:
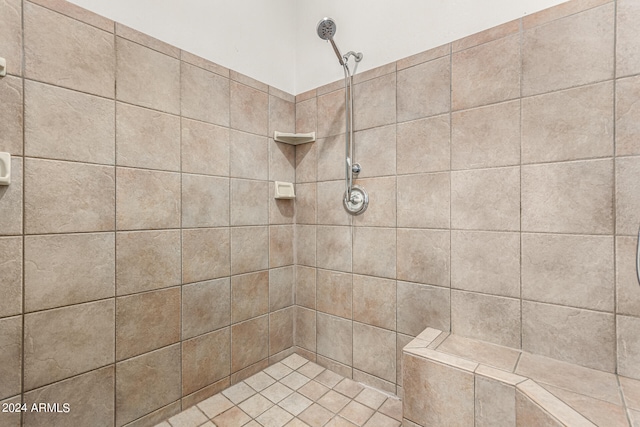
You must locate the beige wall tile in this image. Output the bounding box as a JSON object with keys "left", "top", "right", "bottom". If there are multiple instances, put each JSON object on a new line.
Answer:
{"left": 353, "top": 177, "right": 396, "bottom": 228}
{"left": 24, "top": 2, "right": 114, "bottom": 97}
{"left": 115, "top": 23, "right": 177, "bottom": 57}
{"left": 396, "top": 334, "right": 413, "bottom": 387}
{"left": 616, "top": 0, "right": 640, "bottom": 77}
{"left": 270, "top": 266, "right": 294, "bottom": 311}
{"left": 397, "top": 229, "right": 450, "bottom": 287}
{"left": 116, "top": 168, "right": 180, "bottom": 230}
{"left": 0, "top": 157, "right": 22, "bottom": 236}
{"left": 475, "top": 376, "right": 516, "bottom": 427}
{"left": 270, "top": 139, "right": 296, "bottom": 182}
{"left": 522, "top": 4, "right": 614, "bottom": 96}
{"left": 182, "top": 174, "right": 229, "bottom": 228}
{"left": 617, "top": 315, "right": 640, "bottom": 380}
{"left": 397, "top": 172, "right": 450, "bottom": 229}
{"left": 522, "top": 233, "right": 614, "bottom": 311}
{"left": 317, "top": 180, "right": 351, "bottom": 226}
{"left": 0, "top": 237, "right": 22, "bottom": 318}
{"left": 403, "top": 354, "right": 474, "bottom": 426}
{"left": 353, "top": 227, "right": 396, "bottom": 279}
{"left": 522, "top": 0, "right": 611, "bottom": 29}
{"left": 452, "top": 290, "right": 521, "bottom": 348}
{"left": 296, "top": 142, "right": 317, "bottom": 183}
{"left": 230, "top": 81, "right": 268, "bottom": 136}
{"left": 295, "top": 183, "right": 316, "bottom": 225}
{"left": 182, "top": 228, "right": 230, "bottom": 283}
{"left": 0, "top": 0, "right": 22, "bottom": 76}
{"left": 515, "top": 390, "right": 563, "bottom": 427}
{"left": 617, "top": 236, "right": 640, "bottom": 317}
{"left": 25, "top": 81, "right": 114, "bottom": 164}
{"left": 522, "top": 159, "right": 613, "bottom": 234}
{"left": 354, "top": 73, "right": 396, "bottom": 131}
{"left": 116, "top": 287, "right": 181, "bottom": 361}
{"left": 270, "top": 225, "right": 294, "bottom": 268}
{"left": 231, "top": 226, "right": 268, "bottom": 275}
{"left": 317, "top": 313, "right": 352, "bottom": 366}
{"left": 452, "top": 100, "right": 520, "bottom": 170}
{"left": 0, "top": 316, "right": 21, "bottom": 400}
{"left": 25, "top": 233, "right": 115, "bottom": 312}
{"left": 296, "top": 266, "right": 316, "bottom": 310}
{"left": 317, "top": 90, "right": 345, "bottom": 138}
{"left": 439, "top": 334, "right": 521, "bottom": 373}
{"left": 317, "top": 134, "right": 344, "bottom": 182}
{"left": 116, "top": 230, "right": 181, "bottom": 296}
{"left": 353, "top": 323, "right": 396, "bottom": 383}
{"left": 231, "top": 179, "right": 269, "bottom": 226}
{"left": 181, "top": 62, "right": 229, "bottom": 126}
{"left": 270, "top": 95, "right": 295, "bottom": 136}
{"left": 616, "top": 156, "right": 640, "bottom": 235}
{"left": 522, "top": 301, "right": 615, "bottom": 372}
{"left": 232, "top": 316, "right": 269, "bottom": 373}
{"left": 316, "top": 225, "right": 352, "bottom": 272}
{"left": 24, "top": 300, "right": 115, "bottom": 390}
{"left": 116, "top": 102, "right": 180, "bottom": 171}
{"left": 116, "top": 37, "right": 179, "bottom": 113}
{"left": 230, "top": 130, "right": 268, "bottom": 180}
{"left": 353, "top": 275, "right": 396, "bottom": 331}
{"left": 181, "top": 119, "right": 230, "bottom": 176}
{"left": 616, "top": 75, "right": 640, "bottom": 156}
{"left": 454, "top": 19, "right": 519, "bottom": 51}
{"left": 270, "top": 307, "right": 294, "bottom": 355}
{"left": 451, "top": 231, "right": 520, "bottom": 298}
{"left": 296, "top": 98, "right": 317, "bottom": 134}
{"left": 295, "top": 307, "right": 316, "bottom": 352}
{"left": 353, "top": 125, "right": 396, "bottom": 178}
{"left": 25, "top": 158, "right": 114, "bottom": 234}
{"left": 296, "top": 225, "right": 316, "bottom": 267}
{"left": 317, "top": 269, "right": 352, "bottom": 319}
{"left": 522, "top": 82, "right": 613, "bottom": 163}
{"left": 397, "top": 115, "right": 450, "bottom": 175}
{"left": 232, "top": 271, "right": 269, "bottom": 323}
{"left": 452, "top": 166, "right": 520, "bottom": 231}
{"left": 116, "top": 345, "right": 181, "bottom": 426}
{"left": 397, "top": 281, "right": 450, "bottom": 336}
{"left": 397, "top": 43, "right": 450, "bottom": 70}
{"left": 0, "top": 75, "right": 23, "bottom": 155}
{"left": 182, "top": 328, "right": 231, "bottom": 395}
{"left": 397, "top": 56, "right": 450, "bottom": 122}
{"left": 353, "top": 62, "right": 396, "bottom": 85}
{"left": 452, "top": 34, "right": 520, "bottom": 110}
{"left": 23, "top": 366, "right": 114, "bottom": 427}
{"left": 182, "top": 278, "right": 231, "bottom": 340}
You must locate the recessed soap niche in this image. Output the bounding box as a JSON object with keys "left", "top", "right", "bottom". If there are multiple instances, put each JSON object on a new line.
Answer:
{"left": 272, "top": 132, "right": 315, "bottom": 199}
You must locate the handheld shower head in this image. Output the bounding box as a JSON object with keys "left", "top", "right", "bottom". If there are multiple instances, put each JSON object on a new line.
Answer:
{"left": 317, "top": 17, "right": 344, "bottom": 66}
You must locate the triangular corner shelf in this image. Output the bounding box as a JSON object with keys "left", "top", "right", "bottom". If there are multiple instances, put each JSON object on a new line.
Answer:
{"left": 274, "top": 131, "right": 315, "bottom": 145}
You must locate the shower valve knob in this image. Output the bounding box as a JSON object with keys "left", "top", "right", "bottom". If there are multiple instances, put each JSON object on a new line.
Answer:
{"left": 352, "top": 163, "right": 361, "bottom": 174}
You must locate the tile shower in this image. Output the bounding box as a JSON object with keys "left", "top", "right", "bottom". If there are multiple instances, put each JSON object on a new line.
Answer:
{"left": 0, "top": 0, "right": 639, "bottom": 426}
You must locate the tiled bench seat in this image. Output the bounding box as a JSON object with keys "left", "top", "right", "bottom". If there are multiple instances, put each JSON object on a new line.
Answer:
{"left": 402, "top": 328, "right": 640, "bottom": 427}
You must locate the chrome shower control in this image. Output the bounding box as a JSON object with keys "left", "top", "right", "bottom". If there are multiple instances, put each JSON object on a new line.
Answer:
{"left": 352, "top": 163, "right": 361, "bottom": 174}
{"left": 343, "top": 185, "right": 368, "bottom": 215}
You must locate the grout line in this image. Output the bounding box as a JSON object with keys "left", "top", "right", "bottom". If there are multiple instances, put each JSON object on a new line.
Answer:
{"left": 519, "top": 15, "right": 525, "bottom": 352}
{"left": 112, "top": 22, "right": 118, "bottom": 427}
{"left": 20, "top": 0, "right": 26, "bottom": 423}
{"left": 612, "top": 0, "right": 619, "bottom": 378}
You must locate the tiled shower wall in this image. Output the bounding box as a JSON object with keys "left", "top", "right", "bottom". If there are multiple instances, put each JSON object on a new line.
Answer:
{"left": 0, "top": 0, "right": 296, "bottom": 426}
{"left": 293, "top": 0, "right": 640, "bottom": 396}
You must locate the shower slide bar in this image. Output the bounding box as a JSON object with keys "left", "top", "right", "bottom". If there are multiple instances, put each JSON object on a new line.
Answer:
{"left": 637, "top": 225, "right": 640, "bottom": 286}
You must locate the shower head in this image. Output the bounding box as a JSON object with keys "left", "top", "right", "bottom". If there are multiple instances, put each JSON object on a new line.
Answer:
{"left": 317, "top": 17, "right": 344, "bottom": 66}
{"left": 317, "top": 17, "right": 337, "bottom": 40}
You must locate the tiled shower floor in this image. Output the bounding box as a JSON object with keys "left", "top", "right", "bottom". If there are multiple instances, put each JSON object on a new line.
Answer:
{"left": 156, "top": 354, "right": 403, "bottom": 427}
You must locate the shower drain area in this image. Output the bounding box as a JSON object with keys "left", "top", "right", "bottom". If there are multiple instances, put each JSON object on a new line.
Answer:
{"left": 157, "top": 354, "right": 403, "bottom": 427}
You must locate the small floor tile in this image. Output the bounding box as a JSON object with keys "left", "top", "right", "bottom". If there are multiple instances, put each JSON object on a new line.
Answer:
{"left": 197, "top": 393, "right": 235, "bottom": 419}
{"left": 238, "top": 393, "right": 274, "bottom": 418}
{"left": 246, "top": 371, "right": 277, "bottom": 392}
{"left": 334, "top": 379, "right": 365, "bottom": 399}
{"left": 222, "top": 381, "right": 256, "bottom": 404}
{"left": 256, "top": 405, "right": 295, "bottom": 427}
{"left": 282, "top": 354, "right": 309, "bottom": 370}
{"left": 264, "top": 362, "right": 294, "bottom": 380}
{"left": 297, "top": 362, "right": 325, "bottom": 379}
{"left": 317, "top": 390, "right": 352, "bottom": 414}
{"left": 278, "top": 392, "right": 314, "bottom": 416}
{"left": 362, "top": 412, "right": 400, "bottom": 427}
{"left": 325, "top": 417, "right": 358, "bottom": 427}
{"left": 354, "top": 389, "right": 387, "bottom": 410}
{"left": 285, "top": 418, "right": 312, "bottom": 427}
{"left": 339, "top": 401, "right": 375, "bottom": 426}
{"left": 377, "top": 398, "right": 402, "bottom": 421}
{"left": 281, "top": 372, "right": 312, "bottom": 390}
{"left": 298, "top": 381, "right": 331, "bottom": 401}
{"left": 315, "top": 370, "right": 343, "bottom": 388}
{"left": 167, "top": 406, "right": 208, "bottom": 427}
{"left": 262, "top": 382, "right": 295, "bottom": 404}
{"left": 298, "top": 403, "right": 334, "bottom": 427}
{"left": 212, "top": 406, "right": 252, "bottom": 427}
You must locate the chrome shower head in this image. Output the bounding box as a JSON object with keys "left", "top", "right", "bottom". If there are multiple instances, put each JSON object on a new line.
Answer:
{"left": 317, "top": 17, "right": 344, "bottom": 65}
{"left": 316, "top": 17, "right": 337, "bottom": 40}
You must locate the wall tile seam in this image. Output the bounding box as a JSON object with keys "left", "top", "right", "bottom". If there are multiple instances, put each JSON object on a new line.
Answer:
{"left": 521, "top": 0, "right": 616, "bottom": 31}
{"left": 115, "top": 35, "right": 180, "bottom": 62}
{"left": 396, "top": 53, "right": 452, "bottom": 71}
{"left": 22, "top": 76, "right": 116, "bottom": 102}
{"left": 451, "top": 22, "right": 521, "bottom": 53}
{"left": 114, "top": 33, "right": 178, "bottom": 59}
{"left": 25, "top": 0, "right": 114, "bottom": 34}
